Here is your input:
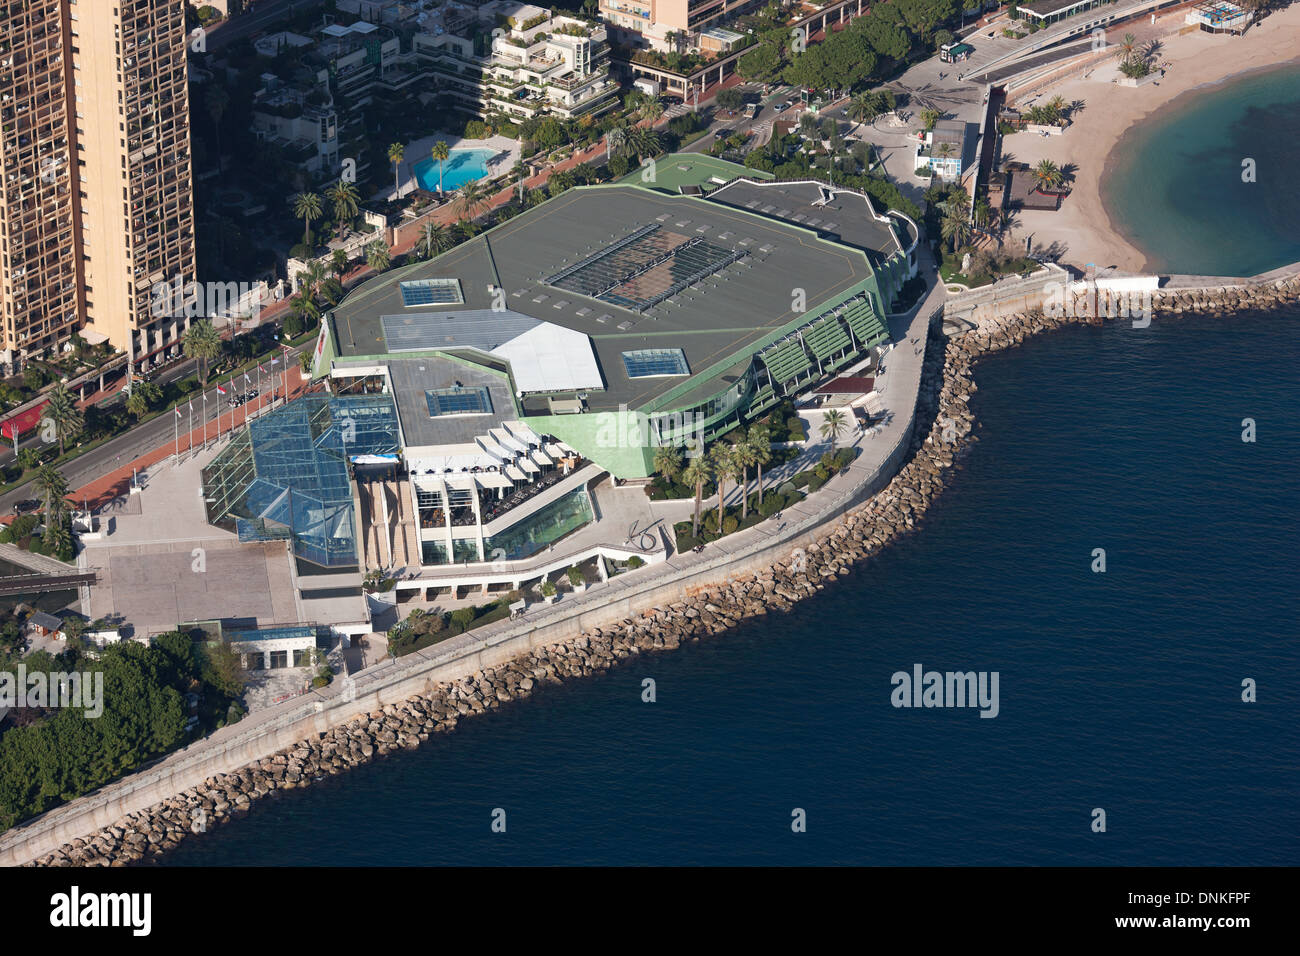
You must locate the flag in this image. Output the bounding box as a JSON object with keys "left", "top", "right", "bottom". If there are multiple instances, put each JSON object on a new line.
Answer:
{"left": 244, "top": 373, "right": 252, "bottom": 383}
{"left": 216, "top": 385, "right": 227, "bottom": 395}
{"left": 189, "top": 400, "right": 194, "bottom": 413}
{"left": 258, "top": 364, "right": 267, "bottom": 373}
{"left": 175, "top": 408, "right": 182, "bottom": 419}
{"left": 270, "top": 358, "right": 279, "bottom": 366}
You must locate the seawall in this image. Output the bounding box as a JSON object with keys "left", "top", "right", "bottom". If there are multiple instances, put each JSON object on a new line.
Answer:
{"left": 10, "top": 268, "right": 1300, "bottom": 867}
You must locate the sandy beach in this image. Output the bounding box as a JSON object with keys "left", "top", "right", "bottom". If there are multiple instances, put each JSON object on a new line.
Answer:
{"left": 1005, "top": 6, "right": 1300, "bottom": 274}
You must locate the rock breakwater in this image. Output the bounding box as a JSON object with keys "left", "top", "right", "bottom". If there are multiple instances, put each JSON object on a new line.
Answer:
{"left": 30, "top": 277, "right": 1298, "bottom": 866}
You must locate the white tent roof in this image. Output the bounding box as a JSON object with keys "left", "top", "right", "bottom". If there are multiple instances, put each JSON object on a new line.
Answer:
{"left": 490, "top": 322, "right": 603, "bottom": 395}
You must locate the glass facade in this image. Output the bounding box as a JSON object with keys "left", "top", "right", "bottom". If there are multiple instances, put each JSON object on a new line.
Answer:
{"left": 202, "top": 394, "right": 400, "bottom": 567}
{"left": 482, "top": 488, "right": 594, "bottom": 561}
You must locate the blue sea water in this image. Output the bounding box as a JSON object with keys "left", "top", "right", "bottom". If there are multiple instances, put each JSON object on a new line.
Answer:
{"left": 165, "top": 309, "right": 1300, "bottom": 866}
{"left": 412, "top": 148, "right": 497, "bottom": 193}
{"left": 1102, "top": 62, "right": 1300, "bottom": 276}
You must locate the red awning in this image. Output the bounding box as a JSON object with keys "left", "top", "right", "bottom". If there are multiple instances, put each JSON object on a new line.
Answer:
{"left": 0, "top": 400, "right": 49, "bottom": 441}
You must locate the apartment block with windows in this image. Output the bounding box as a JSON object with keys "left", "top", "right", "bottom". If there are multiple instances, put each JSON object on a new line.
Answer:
{"left": 0, "top": 0, "right": 80, "bottom": 364}
{"left": 414, "top": 2, "right": 619, "bottom": 122}
{"left": 0, "top": 0, "right": 198, "bottom": 367}
{"left": 599, "top": 0, "right": 757, "bottom": 52}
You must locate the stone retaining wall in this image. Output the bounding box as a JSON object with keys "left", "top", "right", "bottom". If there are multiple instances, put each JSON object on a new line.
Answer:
{"left": 13, "top": 270, "right": 1300, "bottom": 867}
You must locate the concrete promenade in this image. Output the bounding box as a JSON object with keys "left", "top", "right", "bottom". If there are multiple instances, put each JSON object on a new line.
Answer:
{"left": 0, "top": 265, "right": 946, "bottom": 867}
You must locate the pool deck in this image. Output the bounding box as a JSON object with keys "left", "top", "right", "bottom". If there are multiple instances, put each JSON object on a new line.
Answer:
{"left": 386, "top": 132, "right": 521, "bottom": 201}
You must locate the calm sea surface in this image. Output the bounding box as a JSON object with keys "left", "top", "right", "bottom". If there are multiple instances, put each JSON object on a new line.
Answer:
{"left": 1102, "top": 62, "right": 1300, "bottom": 276}
{"left": 165, "top": 308, "right": 1300, "bottom": 865}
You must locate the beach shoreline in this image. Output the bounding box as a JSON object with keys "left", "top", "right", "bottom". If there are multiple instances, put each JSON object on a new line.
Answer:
{"left": 1007, "top": 6, "right": 1300, "bottom": 273}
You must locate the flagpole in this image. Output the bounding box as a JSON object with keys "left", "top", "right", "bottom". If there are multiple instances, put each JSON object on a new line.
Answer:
{"left": 202, "top": 391, "right": 208, "bottom": 450}
{"left": 188, "top": 401, "right": 194, "bottom": 457}
{"left": 174, "top": 409, "right": 179, "bottom": 461}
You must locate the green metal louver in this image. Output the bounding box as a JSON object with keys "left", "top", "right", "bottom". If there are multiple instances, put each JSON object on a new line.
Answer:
{"left": 761, "top": 339, "right": 812, "bottom": 385}
{"left": 803, "top": 314, "right": 851, "bottom": 360}
{"left": 843, "top": 299, "right": 889, "bottom": 347}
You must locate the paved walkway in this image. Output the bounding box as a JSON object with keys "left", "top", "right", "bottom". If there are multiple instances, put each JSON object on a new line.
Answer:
{"left": 68, "top": 366, "right": 311, "bottom": 513}
{"left": 0, "top": 540, "right": 76, "bottom": 573}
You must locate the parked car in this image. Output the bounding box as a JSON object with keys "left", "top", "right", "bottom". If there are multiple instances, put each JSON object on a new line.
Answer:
{"left": 780, "top": 100, "right": 793, "bottom": 112}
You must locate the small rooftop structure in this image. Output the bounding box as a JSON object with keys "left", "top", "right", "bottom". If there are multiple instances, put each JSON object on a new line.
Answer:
{"left": 27, "top": 611, "right": 63, "bottom": 635}
{"left": 1186, "top": 1, "right": 1253, "bottom": 33}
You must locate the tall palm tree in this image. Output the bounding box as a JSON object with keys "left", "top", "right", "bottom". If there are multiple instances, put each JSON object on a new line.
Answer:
{"left": 747, "top": 422, "right": 772, "bottom": 508}
{"left": 653, "top": 443, "right": 683, "bottom": 484}
{"left": 605, "top": 125, "right": 626, "bottom": 164}
{"left": 418, "top": 221, "right": 455, "bottom": 260}
{"left": 683, "top": 455, "right": 710, "bottom": 540}
{"left": 330, "top": 248, "right": 349, "bottom": 281}
{"left": 710, "top": 443, "right": 736, "bottom": 535}
{"left": 941, "top": 212, "right": 971, "bottom": 253}
{"left": 206, "top": 86, "right": 230, "bottom": 166}
{"left": 34, "top": 462, "right": 69, "bottom": 526}
{"left": 430, "top": 140, "right": 450, "bottom": 193}
{"left": 292, "top": 192, "right": 322, "bottom": 247}
{"left": 732, "top": 438, "right": 759, "bottom": 521}
{"left": 291, "top": 290, "right": 321, "bottom": 326}
{"left": 973, "top": 197, "right": 992, "bottom": 230}
{"left": 820, "top": 408, "right": 849, "bottom": 449}
{"left": 43, "top": 386, "right": 83, "bottom": 455}
{"left": 641, "top": 98, "right": 664, "bottom": 123}
{"left": 182, "top": 319, "right": 222, "bottom": 386}
{"left": 329, "top": 178, "right": 360, "bottom": 239}
{"left": 365, "top": 240, "right": 391, "bottom": 272}
{"left": 302, "top": 260, "right": 326, "bottom": 299}
{"left": 388, "top": 142, "right": 405, "bottom": 197}
{"left": 456, "top": 179, "right": 486, "bottom": 221}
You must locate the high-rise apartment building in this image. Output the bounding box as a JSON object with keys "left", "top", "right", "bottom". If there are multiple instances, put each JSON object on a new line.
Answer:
{"left": 0, "top": 0, "right": 196, "bottom": 368}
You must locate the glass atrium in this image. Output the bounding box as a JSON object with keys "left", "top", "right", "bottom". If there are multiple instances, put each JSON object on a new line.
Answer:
{"left": 201, "top": 394, "right": 401, "bottom": 567}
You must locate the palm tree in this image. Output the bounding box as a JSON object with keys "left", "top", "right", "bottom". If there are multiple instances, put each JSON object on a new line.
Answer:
{"left": 388, "top": 142, "right": 405, "bottom": 197}
{"left": 683, "top": 455, "right": 710, "bottom": 540}
{"left": 920, "top": 107, "right": 942, "bottom": 131}
{"left": 329, "top": 178, "right": 360, "bottom": 239}
{"left": 330, "top": 248, "right": 349, "bottom": 280}
{"left": 43, "top": 385, "right": 83, "bottom": 455}
{"left": 1117, "top": 32, "right": 1138, "bottom": 61}
{"left": 973, "top": 197, "right": 992, "bottom": 230}
{"left": 430, "top": 140, "right": 450, "bottom": 193}
{"left": 847, "top": 93, "right": 878, "bottom": 132}
{"left": 206, "top": 86, "right": 230, "bottom": 166}
{"left": 292, "top": 192, "right": 322, "bottom": 247}
{"left": 182, "top": 319, "right": 222, "bottom": 386}
{"left": 365, "top": 240, "right": 391, "bottom": 273}
{"left": 732, "top": 438, "right": 759, "bottom": 521}
{"left": 34, "top": 462, "right": 69, "bottom": 526}
{"left": 17, "top": 446, "right": 40, "bottom": 472}
{"left": 641, "top": 98, "right": 664, "bottom": 123}
{"left": 605, "top": 125, "right": 626, "bottom": 164}
{"left": 653, "top": 443, "right": 683, "bottom": 484}
{"left": 1032, "top": 159, "right": 1063, "bottom": 192}
{"left": 418, "top": 221, "right": 455, "bottom": 260}
{"left": 290, "top": 290, "right": 321, "bottom": 326}
{"left": 456, "top": 179, "right": 486, "bottom": 221}
{"left": 302, "top": 259, "right": 326, "bottom": 299}
{"left": 710, "top": 443, "right": 736, "bottom": 535}
{"left": 747, "top": 423, "right": 772, "bottom": 508}
{"left": 941, "top": 212, "right": 971, "bottom": 253}
{"left": 820, "top": 408, "right": 849, "bottom": 449}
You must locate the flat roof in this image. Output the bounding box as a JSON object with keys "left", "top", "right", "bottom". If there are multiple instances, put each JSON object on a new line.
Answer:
{"left": 335, "top": 354, "right": 518, "bottom": 449}
{"left": 707, "top": 179, "right": 903, "bottom": 269}
{"left": 330, "top": 184, "right": 879, "bottom": 413}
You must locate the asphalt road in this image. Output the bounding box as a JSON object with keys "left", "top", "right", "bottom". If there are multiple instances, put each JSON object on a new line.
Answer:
{"left": 206, "top": 0, "right": 301, "bottom": 52}
{"left": 0, "top": 343, "right": 308, "bottom": 515}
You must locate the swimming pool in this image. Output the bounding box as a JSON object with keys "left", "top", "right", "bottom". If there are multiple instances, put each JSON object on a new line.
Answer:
{"left": 412, "top": 148, "right": 498, "bottom": 193}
